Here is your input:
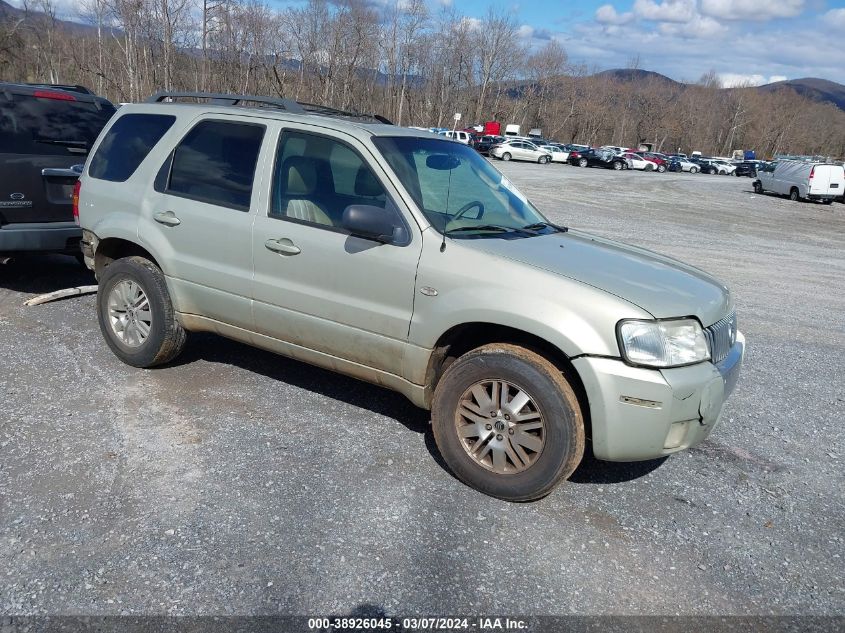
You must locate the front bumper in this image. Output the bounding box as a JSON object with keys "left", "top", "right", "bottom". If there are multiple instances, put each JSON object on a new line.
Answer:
{"left": 572, "top": 332, "right": 745, "bottom": 461}
{"left": 0, "top": 222, "right": 81, "bottom": 254}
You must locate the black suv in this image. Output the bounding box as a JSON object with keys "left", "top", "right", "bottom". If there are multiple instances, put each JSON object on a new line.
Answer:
{"left": 733, "top": 161, "right": 759, "bottom": 178}
{"left": 0, "top": 82, "right": 116, "bottom": 258}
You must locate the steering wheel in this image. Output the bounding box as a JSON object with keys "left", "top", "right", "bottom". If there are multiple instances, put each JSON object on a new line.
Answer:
{"left": 449, "top": 200, "right": 485, "bottom": 225}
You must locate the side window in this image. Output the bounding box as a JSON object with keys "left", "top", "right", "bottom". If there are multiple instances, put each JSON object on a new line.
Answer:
{"left": 89, "top": 114, "right": 175, "bottom": 182}
{"left": 166, "top": 120, "right": 264, "bottom": 211}
{"left": 270, "top": 130, "right": 389, "bottom": 229}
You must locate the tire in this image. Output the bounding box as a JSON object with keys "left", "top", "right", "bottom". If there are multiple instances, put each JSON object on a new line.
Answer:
{"left": 613, "top": 160, "right": 623, "bottom": 170}
{"left": 538, "top": 156, "right": 549, "bottom": 164}
{"left": 97, "top": 256, "right": 186, "bottom": 368}
{"left": 431, "top": 343, "right": 585, "bottom": 501}
{"left": 708, "top": 168, "right": 717, "bottom": 175}
{"left": 690, "top": 167, "right": 699, "bottom": 174}
{"left": 753, "top": 181, "right": 763, "bottom": 194}
{"left": 501, "top": 152, "right": 511, "bottom": 162}
{"left": 789, "top": 188, "right": 800, "bottom": 202}
{"left": 578, "top": 158, "right": 588, "bottom": 168}
{"left": 657, "top": 164, "right": 666, "bottom": 173}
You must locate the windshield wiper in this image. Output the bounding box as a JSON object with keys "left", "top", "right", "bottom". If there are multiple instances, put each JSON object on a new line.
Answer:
{"left": 522, "top": 222, "right": 569, "bottom": 233}
{"left": 444, "top": 224, "right": 512, "bottom": 235}
{"left": 34, "top": 139, "right": 88, "bottom": 147}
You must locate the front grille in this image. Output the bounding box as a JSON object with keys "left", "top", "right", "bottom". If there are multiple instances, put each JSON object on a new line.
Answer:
{"left": 705, "top": 311, "right": 737, "bottom": 364}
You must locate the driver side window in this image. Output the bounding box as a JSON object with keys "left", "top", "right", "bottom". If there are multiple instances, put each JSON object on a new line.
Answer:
{"left": 271, "top": 130, "right": 388, "bottom": 228}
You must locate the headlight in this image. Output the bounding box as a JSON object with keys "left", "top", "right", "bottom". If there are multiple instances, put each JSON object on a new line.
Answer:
{"left": 618, "top": 318, "right": 710, "bottom": 368}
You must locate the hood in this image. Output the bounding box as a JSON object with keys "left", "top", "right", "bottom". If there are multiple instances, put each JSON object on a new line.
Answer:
{"left": 462, "top": 230, "right": 731, "bottom": 326}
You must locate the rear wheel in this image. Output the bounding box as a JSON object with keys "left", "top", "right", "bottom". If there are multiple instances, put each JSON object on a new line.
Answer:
{"left": 432, "top": 343, "right": 584, "bottom": 501}
{"left": 97, "top": 256, "right": 186, "bottom": 368}
{"left": 578, "top": 158, "right": 588, "bottom": 168}
{"left": 501, "top": 152, "right": 511, "bottom": 161}
{"left": 789, "top": 188, "right": 800, "bottom": 201}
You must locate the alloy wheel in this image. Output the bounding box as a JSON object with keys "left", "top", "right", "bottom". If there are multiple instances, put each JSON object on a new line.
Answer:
{"left": 107, "top": 279, "right": 152, "bottom": 347}
{"left": 454, "top": 379, "right": 546, "bottom": 474}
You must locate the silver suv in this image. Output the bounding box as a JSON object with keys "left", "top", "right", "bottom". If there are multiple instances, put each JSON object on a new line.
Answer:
{"left": 77, "top": 92, "right": 744, "bottom": 501}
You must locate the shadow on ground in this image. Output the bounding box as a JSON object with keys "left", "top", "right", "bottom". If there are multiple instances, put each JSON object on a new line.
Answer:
{"left": 0, "top": 254, "right": 94, "bottom": 294}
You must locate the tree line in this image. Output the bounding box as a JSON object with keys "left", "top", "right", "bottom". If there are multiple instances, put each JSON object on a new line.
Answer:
{"left": 2, "top": 0, "right": 844, "bottom": 159}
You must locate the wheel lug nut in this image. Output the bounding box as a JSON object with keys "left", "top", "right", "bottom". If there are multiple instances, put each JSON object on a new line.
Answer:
{"left": 496, "top": 434, "right": 503, "bottom": 441}
{"left": 504, "top": 414, "right": 510, "bottom": 420}
{"left": 489, "top": 412, "right": 496, "bottom": 418}
{"left": 485, "top": 424, "right": 492, "bottom": 430}
{"left": 508, "top": 428, "right": 514, "bottom": 435}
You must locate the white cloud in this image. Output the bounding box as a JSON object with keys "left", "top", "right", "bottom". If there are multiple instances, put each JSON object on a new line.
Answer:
{"left": 701, "top": 0, "right": 805, "bottom": 21}
{"left": 658, "top": 14, "right": 728, "bottom": 38}
{"left": 517, "top": 24, "right": 534, "bottom": 38}
{"left": 718, "top": 73, "right": 791, "bottom": 87}
{"left": 633, "top": 0, "right": 698, "bottom": 23}
{"left": 822, "top": 8, "right": 845, "bottom": 29}
{"left": 595, "top": 4, "right": 634, "bottom": 26}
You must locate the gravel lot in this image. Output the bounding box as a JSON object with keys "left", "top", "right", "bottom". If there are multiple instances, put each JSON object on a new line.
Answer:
{"left": 1, "top": 164, "right": 843, "bottom": 618}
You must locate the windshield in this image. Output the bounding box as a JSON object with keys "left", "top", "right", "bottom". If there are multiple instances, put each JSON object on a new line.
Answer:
{"left": 372, "top": 136, "right": 553, "bottom": 237}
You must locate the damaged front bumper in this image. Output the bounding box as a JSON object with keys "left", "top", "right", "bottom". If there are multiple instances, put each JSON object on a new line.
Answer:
{"left": 572, "top": 332, "right": 745, "bottom": 462}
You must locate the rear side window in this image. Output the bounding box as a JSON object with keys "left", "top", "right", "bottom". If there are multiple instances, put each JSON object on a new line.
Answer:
{"left": 0, "top": 94, "right": 116, "bottom": 156}
{"left": 89, "top": 114, "right": 175, "bottom": 182}
{"left": 166, "top": 120, "right": 264, "bottom": 211}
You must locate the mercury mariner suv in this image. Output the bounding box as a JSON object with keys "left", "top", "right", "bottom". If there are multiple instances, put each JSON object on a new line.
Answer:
{"left": 77, "top": 92, "right": 744, "bottom": 501}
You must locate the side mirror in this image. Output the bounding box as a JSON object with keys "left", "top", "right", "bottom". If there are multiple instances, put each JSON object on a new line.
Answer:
{"left": 342, "top": 205, "right": 398, "bottom": 243}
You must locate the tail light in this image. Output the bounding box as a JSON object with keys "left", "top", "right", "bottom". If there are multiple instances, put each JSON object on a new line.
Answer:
{"left": 809, "top": 166, "right": 815, "bottom": 181}
{"left": 72, "top": 179, "right": 81, "bottom": 225}
{"left": 33, "top": 89, "right": 76, "bottom": 101}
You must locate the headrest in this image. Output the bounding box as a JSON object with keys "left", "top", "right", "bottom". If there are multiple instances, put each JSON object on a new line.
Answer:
{"left": 354, "top": 166, "right": 383, "bottom": 198}
{"left": 282, "top": 156, "right": 318, "bottom": 196}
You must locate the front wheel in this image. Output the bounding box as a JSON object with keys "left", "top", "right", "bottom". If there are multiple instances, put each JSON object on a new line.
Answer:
{"left": 538, "top": 155, "right": 549, "bottom": 164}
{"left": 97, "top": 256, "right": 186, "bottom": 368}
{"left": 501, "top": 152, "right": 511, "bottom": 161}
{"left": 432, "top": 344, "right": 584, "bottom": 501}
{"left": 753, "top": 181, "right": 763, "bottom": 194}
{"left": 613, "top": 160, "right": 623, "bottom": 170}
{"left": 690, "top": 167, "right": 699, "bottom": 174}
{"left": 657, "top": 164, "right": 666, "bottom": 173}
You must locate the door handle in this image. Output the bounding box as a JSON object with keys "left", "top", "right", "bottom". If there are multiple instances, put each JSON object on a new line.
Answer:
{"left": 264, "top": 238, "right": 301, "bottom": 256}
{"left": 154, "top": 211, "right": 181, "bottom": 227}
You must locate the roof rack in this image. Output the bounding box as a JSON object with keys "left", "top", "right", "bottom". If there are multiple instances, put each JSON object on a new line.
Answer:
{"left": 146, "top": 91, "right": 392, "bottom": 125}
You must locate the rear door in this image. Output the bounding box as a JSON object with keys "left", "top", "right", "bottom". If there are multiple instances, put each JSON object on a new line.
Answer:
{"left": 140, "top": 116, "right": 269, "bottom": 330}
{"left": 0, "top": 91, "right": 115, "bottom": 224}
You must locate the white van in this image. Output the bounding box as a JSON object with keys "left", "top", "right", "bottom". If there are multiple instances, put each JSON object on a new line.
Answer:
{"left": 754, "top": 161, "right": 845, "bottom": 204}
{"left": 439, "top": 130, "right": 471, "bottom": 144}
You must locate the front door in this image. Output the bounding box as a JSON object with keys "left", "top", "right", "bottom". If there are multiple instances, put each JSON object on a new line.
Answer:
{"left": 251, "top": 125, "right": 421, "bottom": 376}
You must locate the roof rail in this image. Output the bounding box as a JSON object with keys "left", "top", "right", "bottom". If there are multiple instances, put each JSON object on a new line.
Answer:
{"left": 146, "top": 91, "right": 392, "bottom": 125}
{"left": 147, "top": 91, "right": 306, "bottom": 113}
